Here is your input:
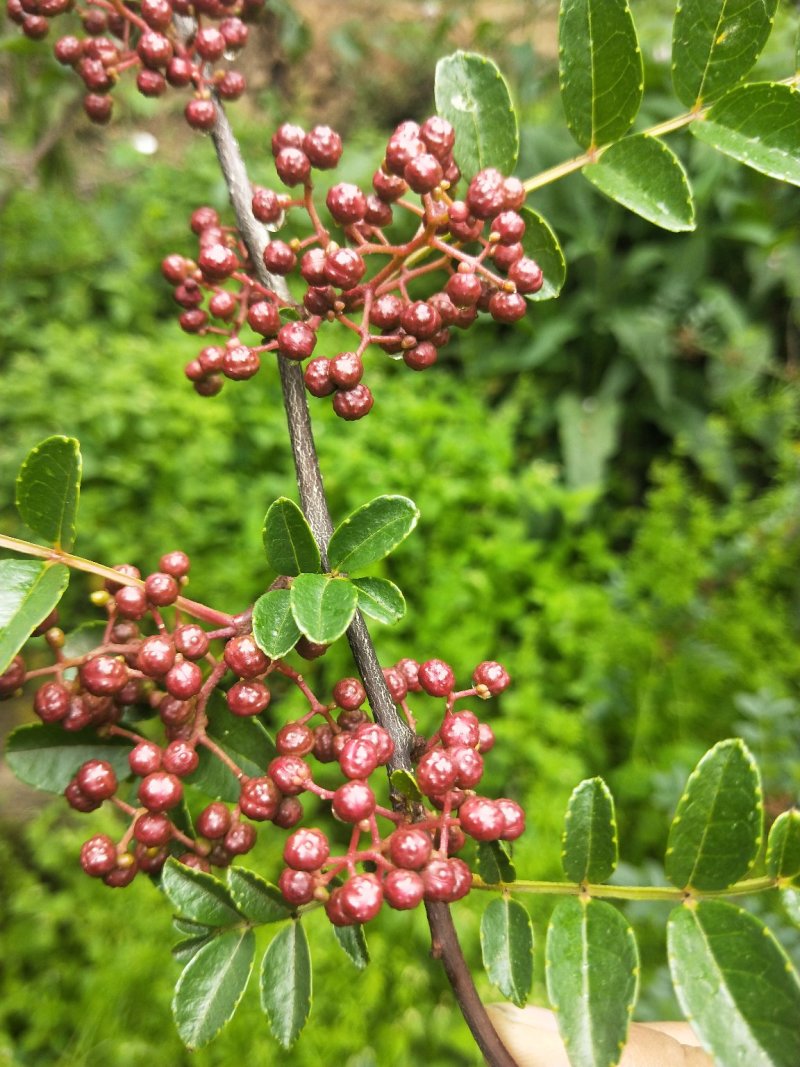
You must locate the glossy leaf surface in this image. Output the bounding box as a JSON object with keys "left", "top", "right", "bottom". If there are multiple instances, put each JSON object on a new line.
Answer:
{"left": 480, "top": 897, "right": 533, "bottom": 1008}
{"left": 562, "top": 777, "right": 618, "bottom": 884}
{"left": 333, "top": 924, "right": 370, "bottom": 970}
{"left": 327, "top": 495, "right": 419, "bottom": 575}
{"left": 161, "top": 857, "right": 243, "bottom": 926}
{"left": 262, "top": 497, "right": 320, "bottom": 576}
{"left": 173, "top": 928, "right": 255, "bottom": 1049}
{"left": 520, "top": 208, "right": 567, "bottom": 301}
{"left": 252, "top": 588, "right": 302, "bottom": 658}
{"left": 226, "top": 868, "right": 292, "bottom": 924}
{"left": 16, "top": 435, "right": 81, "bottom": 549}
{"left": 0, "top": 559, "right": 70, "bottom": 674}
{"left": 766, "top": 810, "right": 800, "bottom": 882}
{"left": 351, "top": 577, "right": 405, "bottom": 625}
{"left": 290, "top": 573, "right": 358, "bottom": 644}
{"left": 5, "top": 722, "right": 131, "bottom": 792}
{"left": 261, "top": 922, "right": 312, "bottom": 1049}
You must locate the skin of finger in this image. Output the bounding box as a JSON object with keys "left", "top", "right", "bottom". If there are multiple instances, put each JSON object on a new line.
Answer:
{"left": 643, "top": 1021, "right": 704, "bottom": 1047}
{"left": 486, "top": 1005, "right": 714, "bottom": 1067}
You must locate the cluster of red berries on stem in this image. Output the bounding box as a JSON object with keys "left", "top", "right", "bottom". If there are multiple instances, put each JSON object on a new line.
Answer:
{"left": 1, "top": 560, "right": 523, "bottom": 916}
{"left": 165, "top": 115, "right": 544, "bottom": 419}
{"left": 6, "top": 0, "right": 259, "bottom": 125}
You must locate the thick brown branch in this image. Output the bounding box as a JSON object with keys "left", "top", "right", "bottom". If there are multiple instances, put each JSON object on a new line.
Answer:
{"left": 208, "top": 97, "right": 517, "bottom": 1067}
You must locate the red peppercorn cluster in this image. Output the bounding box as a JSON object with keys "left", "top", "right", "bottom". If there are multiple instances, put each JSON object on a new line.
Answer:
{"left": 1, "top": 562, "right": 523, "bottom": 910}
{"left": 5, "top": 0, "right": 259, "bottom": 126}
{"left": 165, "top": 116, "right": 544, "bottom": 418}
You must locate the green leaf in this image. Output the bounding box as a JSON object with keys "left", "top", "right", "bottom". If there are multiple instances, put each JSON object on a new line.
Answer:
{"left": 546, "top": 897, "right": 639, "bottom": 1067}
{"left": 477, "top": 840, "right": 517, "bottom": 885}
{"left": 668, "top": 900, "right": 800, "bottom": 1067}
{"left": 262, "top": 497, "right": 321, "bottom": 576}
{"left": 333, "top": 924, "right": 370, "bottom": 970}
{"left": 260, "top": 922, "right": 312, "bottom": 1049}
{"left": 60, "top": 621, "right": 107, "bottom": 682}
{"left": 389, "top": 768, "right": 422, "bottom": 803}
{"left": 172, "top": 934, "right": 215, "bottom": 965}
{"left": 173, "top": 928, "right": 255, "bottom": 1050}
{"left": 558, "top": 0, "right": 644, "bottom": 150}
{"left": 434, "top": 51, "right": 518, "bottom": 180}
{"left": 351, "top": 577, "right": 406, "bottom": 625}
{"left": 665, "top": 738, "right": 763, "bottom": 891}
{"left": 290, "top": 573, "right": 358, "bottom": 644}
{"left": 691, "top": 82, "right": 800, "bottom": 187}
{"left": 784, "top": 888, "right": 800, "bottom": 927}
{"left": 4, "top": 723, "right": 131, "bottom": 793}
{"left": 173, "top": 918, "right": 214, "bottom": 938}
{"left": 252, "top": 588, "right": 302, "bottom": 659}
{"left": 161, "top": 857, "right": 243, "bottom": 926}
{"left": 672, "top": 0, "right": 779, "bottom": 108}
{"left": 226, "top": 868, "right": 292, "bottom": 924}
{"left": 0, "top": 560, "right": 70, "bottom": 674}
{"left": 480, "top": 898, "right": 533, "bottom": 1008}
{"left": 583, "top": 135, "right": 695, "bottom": 231}
{"left": 562, "top": 777, "right": 618, "bottom": 884}
{"left": 327, "top": 495, "right": 419, "bottom": 575}
{"left": 556, "top": 392, "right": 622, "bottom": 490}
{"left": 15, "top": 435, "right": 82, "bottom": 550}
{"left": 767, "top": 810, "right": 800, "bottom": 883}
{"left": 520, "top": 208, "right": 566, "bottom": 301}
{"left": 187, "top": 693, "right": 275, "bottom": 803}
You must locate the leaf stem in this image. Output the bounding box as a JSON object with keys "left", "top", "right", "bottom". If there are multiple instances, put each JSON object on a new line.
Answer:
{"left": 472, "top": 874, "right": 779, "bottom": 901}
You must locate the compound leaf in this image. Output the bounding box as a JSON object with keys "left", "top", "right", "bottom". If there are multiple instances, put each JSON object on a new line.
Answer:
{"left": 252, "top": 588, "right": 302, "bottom": 659}
{"left": 546, "top": 897, "right": 639, "bottom": 1067}
{"left": 0, "top": 559, "right": 70, "bottom": 674}
{"left": 290, "top": 573, "right": 358, "bottom": 645}
{"left": 672, "top": 0, "right": 779, "bottom": 108}
{"left": 691, "top": 82, "right": 800, "bottom": 187}
{"left": 434, "top": 51, "right": 518, "bottom": 179}
{"left": 477, "top": 840, "right": 517, "bottom": 885}
{"left": 583, "top": 135, "right": 695, "bottom": 231}
{"left": 520, "top": 208, "right": 566, "bottom": 301}
{"left": 562, "top": 777, "right": 618, "bottom": 884}
{"left": 328, "top": 495, "right": 419, "bottom": 575}
{"left": 4, "top": 722, "right": 131, "bottom": 793}
{"left": 665, "top": 738, "right": 763, "bottom": 891}
{"left": 16, "top": 435, "right": 81, "bottom": 550}
{"left": 351, "top": 577, "right": 405, "bottom": 625}
{"left": 766, "top": 810, "right": 800, "bottom": 883}
{"left": 481, "top": 897, "right": 533, "bottom": 1008}
{"left": 173, "top": 928, "right": 255, "bottom": 1050}
{"left": 260, "top": 921, "right": 312, "bottom": 1049}
{"left": 161, "top": 858, "right": 243, "bottom": 926}
{"left": 226, "top": 867, "right": 291, "bottom": 924}
{"left": 333, "top": 923, "right": 370, "bottom": 970}
{"left": 668, "top": 900, "right": 800, "bottom": 1067}
{"left": 559, "top": 0, "right": 644, "bottom": 149}
{"left": 262, "top": 498, "right": 320, "bottom": 576}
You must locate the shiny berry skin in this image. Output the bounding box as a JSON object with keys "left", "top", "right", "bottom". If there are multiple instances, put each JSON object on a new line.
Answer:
{"left": 223, "top": 634, "right": 270, "bottom": 678}
{"left": 276, "top": 721, "right": 314, "bottom": 756}
{"left": 372, "top": 167, "right": 407, "bottom": 202}
{"left": 365, "top": 195, "right": 392, "bottom": 227}
{"left": 262, "top": 240, "right": 296, "bottom": 274}
{"left": 491, "top": 211, "right": 526, "bottom": 244}
{"left": 164, "top": 658, "right": 202, "bottom": 699}
{"left": 239, "top": 776, "right": 281, "bottom": 820}
{"left": 166, "top": 57, "right": 193, "bottom": 86}
{"left": 508, "top": 256, "right": 544, "bottom": 294}
{"left": 227, "top": 679, "right": 271, "bottom": 716}
{"left": 325, "top": 887, "right": 354, "bottom": 927}
{"left": 458, "top": 796, "right": 505, "bottom": 841}
{"left": 326, "top": 183, "right": 367, "bottom": 225}
{"left": 418, "top": 658, "right": 455, "bottom": 696}
{"left": 331, "top": 779, "right": 376, "bottom": 822}
{"left": 384, "top": 868, "right": 425, "bottom": 910}
{"left": 224, "top": 821, "right": 257, "bottom": 855}
{"left": 324, "top": 248, "right": 365, "bottom": 290}
{"left": 440, "top": 710, "right": 481, "bottom": 748}
{"left": 446, "top": 272, "right": 482, "bottom": 308}
{"left": 449, "top": 857, "right": 473, "bottom": 900}
{"left": 0, "top": 655, "right": 26, "bottom": 697}
{"left": 304, "top": 125, "right": 342, "bottom": 169}
{"left": 395, "top": 658, "right": 421, "bottom": 692}
{"left": 34, "top": 681, "right": 70, "bottom": 723}
{"left": 466, "top": 168, "right": 506, "bottom": 219}
{"left": 137, "top": 30, "right": 172, "bottom": 68}
{"left": 277, "top": 321, "right": 317, "bottom": 362}
{"left": 195, "top": 26, "right": 225, "bottom": 60}
{"left": 327, "top": 351, "right": 363, "bottom": 390}
{"left": 489, "top": 291, "right": 527, "bottom": 324}
{"left": 103, "top": 861, "right": 138, "bottom": 888}
{"left": 304, "top": 357, "right": 335, "bottom": 397}
{"left": 144, "top": 571, "right": 180, "bottom": 606}
{"left": 419, "top": 115, "right": 456, "bottom": 160}
{"left": 496, "top": 798, "right": 526, "bottom": 841}
{"left": 54, "top": 35, "right": 83, "bottom": 64}
{"left": 388, "top": 826, "right": 433, "bottom": 870}
{"left": 472, "top": 660, "right": 510, "bottom": 695}
{"left": 272, "top": 122, "right": 305, "bottom": 153}
{"left": 247, "top": 301, "right": 280, "bottom": 338}
{"left": 353, "top": 723, "right": 394, "bottom": 764}
{"left": 340, "top": 874, "right": 383, "bottom": 923}
{"left": 300, "top": 248, "right": 327, "bottom": 285}
{"left": 252, "top": 186, "right": 282, "bottom": 223}
{"left": 385, "top": 122, "right": 426, "bottom": 176}
{"left": 138, "top": 771, "right": 183, "bottom": 812}
{"left": 129, "top": 740, "right": 162, "bottom": 777}
{"left": 382, "top": 667, "right": 408, "bottom": 702}
{"left": 283, "top": 827, "right": 329, "bottom": 871}
{"left": 421, "top": 858, "right": 458, "bottom": 902}
{"left": 141, "top": 0, "right": 171, "bottom": 27}
{"left": 223, "top": 345, "right": 260, "bottom": 380}
{"left": 209, "top": 291, "right": 238, "bottom": 320}
{"left": 138, "top": 634, "right": 176, "bottom": 677}
{"left": 159, "top": 695, "right": 193, "bottom": 727}
{"left": 173, "top": 623, "right": 209, "bottom": 660}
{"left": 137, "top": 70, "right": 166, "bottom": 97}
{"left": 338, "top": 737, "right": 379, "bottom": 779}
{"left": 133, "top": 811, "right": 172, "bottom": 847}
{"left": 185, "top": 98, "right": 216, "bottom": 131}
{"left": 333, "top": 677, "right": 366, "bottom": 711}
{"left": 273, "top": 796, "right": 304, "bottom": 829}
{"left": 163, "top": 739, "right": 199, "bottom": 777}
{"left": 198, "top": 243, "right": 238, "bottom": 282}
{"left": 268, "top": 756, "right": 311, "bottom": 795}
{"left": 450, "top": 745, "right": 484, "bottom": 788}
{"left": 80, "top": 835, "right": 118, "bottom": 877}
{"left": 196, "top": 802, "right": 232, "bottom": 839}
{"left": 369, "top": 294, "right": 403, "bottom": 330}
{"left": 77, "top": 759, "right": 117, "bottom": 801}
{"left": 332, "top": 384, "right": 373, "bottom": 421}
{"left": 400, "top": 300, "right": 441, "bottom": 340}
{"left": 404, "top": 153, "right": 443, "bottom": 194}
{"left": 279, "top": 867, "right": 316, "bottom": 905}
{"left": 477, "top": 722, "right": 496, "bottom": 753}
{"left": 415, "top": 749, "right": 458, "bottom": 796}
{"left": 65, "top": 779, "right": 101, "bottom": 812}
{"left": 275, "top": 147, "right": 311, "bottom": 186}
{"left": 313, "top": 723, "right": 337, "bottom": 763}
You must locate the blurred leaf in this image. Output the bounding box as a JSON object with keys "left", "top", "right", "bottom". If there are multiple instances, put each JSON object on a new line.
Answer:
{"left": 16, "top": 435, "right": 81, "bottom": 549}
{"left": 480, "top": 898, "right": 533, "bottom": 1008}
{"left": 665, "top": 738, "right": 763, "bottom": 890}
{"left": 668, "top": 900, "right": 800, "bottom": 1066}
{"left": 290, "top": 573, "right": 358, "bottom": 644}
{"left": 187, "top": 693, "right": 275, "bottom": 803}
{"left": 351, "top": 577, "right": 405, "bottom": 625}
{"left": 520, "top": 208, "right": 566, "bottom": 301}
{"left": 327, "top": 495, "right": 419, "bottom": 575}
{"left": 389, "top": 768, "right": 422, "bottom": 803}
{"left": 434, "top": 51, "right": 518, "bottom": 179}
{"left": 558, "top": 0, "right": 643, "bottom": 149}
{"left": 562, "top": 777, "right": 618, "bottom": 883}
{"left": 226, "top": 868, "right": 292, "bottom": 924}
{"left": 333, "top": 924, "right": 370, "bottom": 970}
{"left": 672, "top": 0, "right": 779, "bottom": 107}
{"left": 692, "top": 83, "right": 800, "bottom": 186}
{"left": 583, "top": 135, "right": 695, "bottom": 231}
{"left": 161, "top": 858, "right": 242, "bottom": 926}
{"left": 252, "top": 588, "right": 302, "bottom": 659}
{"left": 5, "top": 722, "right": 131, "bottom": 793}
{"left": 556, "top": 393, "right": 621, "bottom": 490}
{"left": 261, "top": 922, "right": 312, "bottom": 1049}
{"left": 607, "top": 309, "right": 673, "bottom": 408}
{"left": 546, "top": 897, "right": 638, "bottom": 1067}
{"left": 262, "top": 498, "right": 321, "bottom": 576}
{"left": 784, "top": 889, "right": 800, "bottom": 927}
{"left": 477, "top": 840, "right": 517, "bottom": 884}
{"left": 173, "top": 928, "right": 255, "bottom": 1050}
{"left": 767, "top": 810, "right": 800, "bottom": 882}
{"left": 0, "top": 559, "right": 69, "bottom": 674}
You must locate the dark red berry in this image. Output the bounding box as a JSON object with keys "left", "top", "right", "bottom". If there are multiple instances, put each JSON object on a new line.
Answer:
{"left": 325, "top": 886, "right": 354, "bottom": 926}
{"left": 145, "top": 571, "right": 180, "bottom": 606}
{"left": 0, "top": 655, "right": 26, "bottom": 697}
{"left": 275, "top": 147, "right": 311, "bottom": 186}
{"left": 313, "top": 723, "right": 336, "bottom": 763}
{"left": 450, "top": 744, "right": 484, "bottom": 788}
{"left": 403, "top": 342, "right": 438, "bottom": 371}
{"left": 338, "top": 737, "right": 379, "bottom": 780}
{"left": 324, "top": 248, "right": 365, "bottom": 290}
{"left": 382, "top": 667, "right": 408, "bottom": 702}
{"left": 328, "top": 351, "right": 363, "bottom": 389}
{"left": 332, "top": 384, "right": 373, "bottom": 420}
{"left": 103, "top": 860, "right": 138, "bottom": 888}
{"left": 80, "top": 835, "right": 118, "bottom": 877}
{"left": 277, "top": 321, "right": 317, "bottom": 361}
{"left": 34, "top": 681, "right": 70, "bottom": 723}
{"left": 268, "top": 755, "right": 311, "bottom": 795}
{"left": 252, "top": 186, "right": 283, "bottom": 224}
{"left": 446, "top": 272, "right": 482, "bottom": 308}
{"left": 419, "top": 116, "right": 456, "bottom": 161}
{"left": 133, "top": 812, "right": 173, "bottom": 847}
{"left": 223, "top": 345, "right": 260, "bottom": 380}
{"left": 489, "top": 290, "right": 527, "bottom": 323}
{"left": 137, "top": 30, "right": 172, "bottom": 68}
{"left": 508, "top": 256, "right": 544, "bottom": 294}
{"left": 137, "top": 69, "right": 166, "bottom": 96}
{"left": 304, "top": 125, "right": 342, "bottom": 169}
{"left": 466, "top": 168, "right": 506, "bottom": 219}
{"left": 185, "top": 98, "right": 216, "bottom": 131}
{"left": 404, "top": 153, "right": 443, "bottom": 194}
{"left": 458, "top": 795, "right": 505, "bottom": 841}
{"left": 77, "top": 759, "right": 117, "bottom": 801}
{"left": 388, "top": 826, "right": 433, "bottom": 870}
{"left": 80, "top": 656, "right": 128, "bottom": 696}
{"left": 440, "top": 710, "right": 480, "bottom": 748}
{"left": 326, "top": 183, "right": 367, "bottom": 226}
{"left": 273, "top": 796, "right": 304, "bottom": 829}
{"left": 247, "top": 300, "right": 280, "bottom": 336}
{"left": 138, "top": 634, "right": 176, "bottom": 677}
{"left": 472, "top": 660, "right": 510, "bottom": 695}
{"left": 416, "top": 749, "right": 458, "bottom": 796}
{"left": 173, "top": 623, "right": 209, "bottom": 660}
{"left": 223, "top": 634, "right": 270, "bottom": 678}
{"left": 138, "top": 771, "right": 183, "bottom": 812}
{"left": 331, "top": 779, "right": 375, "bottom": 822}
{"left": 340, "top": 873, "right": 383, "bottom": 923}
{"left": 275, "top": 721, "right": 314, "bottom": 756}
{"left": 304, "top": 357, "right": 335, "bottom": 397}
{"left": 227, "top": 679, "right": 271, "bottom": 716}
{"left": 65, "top": 779, "right": 101, "bottom": 812}
{"left": 272, "top": 122, "right": 305, "bottom": 153}
{"left": 373, "top": 167, "right": 407, "bottom": 202}
{"left": 300, "top": 248, "right": 327, "bottom": 285}
{"left": 197, "top": 801, "right": 232, "bottom": 839}
{"left": 195, "top": 26, "right": 225, "bottom": 60}
{"left": 369, "top": 293, "right": 403, "bottom": 330}
{"left": 84, "top": 93, "right": 113, "bottom": 124}
{"left": 384, "top": 868, "right": 425, "bottom": 910}
{"left": 209, "top": 291, "right": 238, "bottom": 320}
{"left": 239, "top": 775, "right": 281, "bottom": 820}
{"left": 496, "top": 798, "right": 526, "bottom": 841}
{"left": 283, "top": 827, "right": 329, "bottom": 871}
{"left": 166, "top": 57, "right": 194, "bottom": 86}
{"left": 262, "top": 240, "right": 296, "bottom": 274}
{"left": 163, "top": 739, "right": 199, "bottom": 776}
{"left": 224, "top": 821, "right": 257, "bottom": 855}
{"left": 418, "top": 658, "right": 455, "bottom": 696}
{"left": 332, "top": 677, "right": 366, "bottom": 711}
{"left": 353, "top": 723, "right": 394, "bottom": 764}
{"left": 421, "top": 858, "right": 457, "bottom": 902}
{"left": 129, "top": 740, "right": 162, "bottom": 777}
{"left": 400, "top": 300, "right": 441, "bottom": 340}
{"left": 395, "top": 657, "right": 421, "bottom": 692}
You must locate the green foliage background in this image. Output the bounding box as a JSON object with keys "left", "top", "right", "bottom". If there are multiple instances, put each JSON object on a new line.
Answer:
{"left": 1, "top": 1, "right": 799, "bottom": 1063}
